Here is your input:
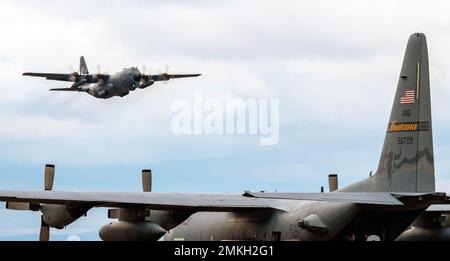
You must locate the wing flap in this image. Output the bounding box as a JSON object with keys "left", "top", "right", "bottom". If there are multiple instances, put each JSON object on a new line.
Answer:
{"left": 244, "top": 192, "right": 405, "bottom": 206}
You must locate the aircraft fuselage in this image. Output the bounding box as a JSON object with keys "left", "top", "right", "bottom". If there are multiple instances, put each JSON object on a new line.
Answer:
{"left": 164, "top": 201, "right": 360, "bottom": 241}
{"left": 85, "top": 68, "right": 152, "bottom": 99}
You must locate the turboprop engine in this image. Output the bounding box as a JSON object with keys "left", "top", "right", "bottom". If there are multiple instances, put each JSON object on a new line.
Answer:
{"left": 99, "top": 221, "right": 166, "bottom": 241}
{"left": 40, "top": 204, "right": 90, "bottom": 229}
{"left": 99, "top": 169, "right": 191, "bottom": 241}
{"left": 139, "top": 80, "right": 154, "bottom": 89}
{"left": 5, "top": 164, "right": 91, "bottom": 241}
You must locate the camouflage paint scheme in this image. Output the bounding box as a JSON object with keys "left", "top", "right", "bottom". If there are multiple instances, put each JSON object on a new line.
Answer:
{"left": 23, "top": 57, "right": 201, "bottom": 99}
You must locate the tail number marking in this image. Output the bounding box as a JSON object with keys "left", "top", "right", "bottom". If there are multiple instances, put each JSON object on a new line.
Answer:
{"left": 398, "top": 137, "right": 414, "bottom": 145}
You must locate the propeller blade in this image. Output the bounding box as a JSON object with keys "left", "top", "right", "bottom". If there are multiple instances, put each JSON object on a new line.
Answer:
{"left": 39, "top": 216, "right": 50, "bottom": 241}
{"left": 44, "top": 164, "right": 55, "bottom": 191}
{"left": 142, "top": 169, "right": 152, "bottom": 192}
{"left": 107, "top": 209, "right": 120, "bottom": 219}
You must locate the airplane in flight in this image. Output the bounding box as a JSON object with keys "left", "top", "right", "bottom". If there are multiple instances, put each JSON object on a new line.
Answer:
{"left": 2, "top": 33, "right": 450, "bottom": 241}
{"left": 23, "top": 57, "right": 201, "bottom": 99}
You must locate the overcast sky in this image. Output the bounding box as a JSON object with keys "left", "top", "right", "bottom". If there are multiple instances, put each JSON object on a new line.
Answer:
{"left": 1, "top": 0, "right": 450, "bottom": 240}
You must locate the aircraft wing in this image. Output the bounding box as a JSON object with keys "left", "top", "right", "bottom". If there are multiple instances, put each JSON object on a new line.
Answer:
{"left": 23, "top": 73, "right": 75, "bottom": 82}
{"left": 151, "top": 74, "right": 201, "bottom": 81}
{"left": 0, "top": 190, "right": 291, "bottom": 212}
{"left": 49, "top": 88, "right": 80, "bottom": 92}
{"left": 166, "top": 74, "right": 202, "bottom": 79}
{"left": 1, "top": 190, "right": 447, "bottom": 213}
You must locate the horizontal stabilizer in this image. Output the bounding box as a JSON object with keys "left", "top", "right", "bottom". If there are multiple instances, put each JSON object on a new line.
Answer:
{"left": 426, "top": 204, "right": 450, "bottom": 213}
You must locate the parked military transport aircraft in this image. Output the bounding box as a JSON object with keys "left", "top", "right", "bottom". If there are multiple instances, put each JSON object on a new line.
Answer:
{"left": 23, "top": 57, "right": 201, "bottom": 99}
{"left": 2, "top": 33, "right": 450, "bottom": 241}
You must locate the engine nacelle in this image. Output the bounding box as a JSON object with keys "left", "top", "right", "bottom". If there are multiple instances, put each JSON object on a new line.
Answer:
{"left": 147, "top": 210, "right": 194, "bottom": 231}
{"left": 88, "top": 83, "right": 99, "bottom": 96}
{"left": 40, "top": 204, "right": 89, "bottom": 229}
{"left": 99, "top": 221, "right": 166, "bottom": 241}
{"left": 396, "top": 227, "right": 450, "bottom": 241}
{"left": 139, "top": 80, "right": 155, "bottom": 89}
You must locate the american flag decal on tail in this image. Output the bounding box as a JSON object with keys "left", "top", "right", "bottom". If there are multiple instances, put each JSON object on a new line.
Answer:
{"left": 400, "top": 89, "right": 416, "bottom": 104}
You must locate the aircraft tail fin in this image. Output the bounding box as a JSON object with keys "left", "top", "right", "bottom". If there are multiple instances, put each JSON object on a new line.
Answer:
{"left": 342, "top": 33, "right": 435, "bottom": 193}
{"left": 79, "top": 56, "right": 89, "bottom": 75}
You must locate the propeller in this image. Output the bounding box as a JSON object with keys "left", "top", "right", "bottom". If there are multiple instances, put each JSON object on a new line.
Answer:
{"left": 159, "top": 65, "right": 171, "bottom": 82}
{"left": 142, "top": 169, "right": 152, "bottom": 193}
{"left": 133, "top": 66, "right": 155, "bottom": 89}
{"left": 39, "top": 216, "right": 50, "bottom": 241}
{"left": 5, "top": 164, "right": 54, "bottom": 241}
{"left": 108, "top": 169, "right": 152, "bottom": 219}
{"left": 66, "top": 66, "right": 79, "bottom": 82}
{"left": 40, "top": 164, "right": 55, "bottom": 241}
{"left": 141, "top": 65, "right": 147, "bottom": 75}
{"left": 95, "top": 65, "right": 107, "bottom": 83}
{"left": 44, "top": 164, "right": 55, "bottom": 191}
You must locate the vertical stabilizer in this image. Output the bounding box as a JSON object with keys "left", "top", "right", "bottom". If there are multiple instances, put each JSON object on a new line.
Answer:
{"left": 343, "top": 33, "right": 435, "bottom": 192}
{"left": 79, "top": 56, "right": 89, "bottom": 75}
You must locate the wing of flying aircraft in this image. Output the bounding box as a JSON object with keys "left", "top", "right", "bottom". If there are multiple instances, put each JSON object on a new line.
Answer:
{"left": 48, "top": 88, "right": 82, "bottom": 91}
{"left": 22, "top": 56, "right": 90, "bottom": 83}
{"left": 22, "top": 72, "right": 75, "bottom": 82}
{"left": 150, "top": 73, "right": 202, "bottom": 82}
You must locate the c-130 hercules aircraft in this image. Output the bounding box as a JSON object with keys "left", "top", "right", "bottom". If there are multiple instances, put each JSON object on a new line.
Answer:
{"left": 2, "top": 33, "right": 450, "bottom": 241}
{"left": 23, "top": 57, "right": 201, "bottom": 99}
